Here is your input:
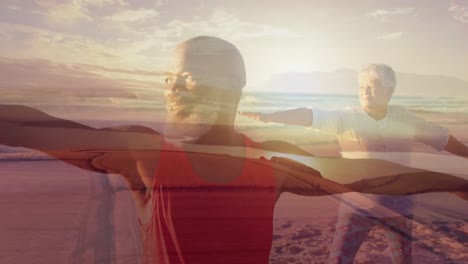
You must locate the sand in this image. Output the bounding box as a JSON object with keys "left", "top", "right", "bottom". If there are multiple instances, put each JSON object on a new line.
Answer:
{"left": 0, "top": 159, "right": 466, "bottom": 264}
{"left": 272, "top": 193, "right": 468, "bottom": 264}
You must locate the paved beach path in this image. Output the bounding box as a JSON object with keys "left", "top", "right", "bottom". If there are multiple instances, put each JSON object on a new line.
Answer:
{"left": 0, "top": 160, "right": 142, "bottom": 264}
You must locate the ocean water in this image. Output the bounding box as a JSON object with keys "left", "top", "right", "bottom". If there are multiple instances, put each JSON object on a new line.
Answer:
{"left": 8, "top": 91, "right": 468, "bottom": 122}
{"left": 1, "top": 92, "right": 467, "bottom": 159}
{"left": 239, "top": 92, "right": 468, "bottom": 114}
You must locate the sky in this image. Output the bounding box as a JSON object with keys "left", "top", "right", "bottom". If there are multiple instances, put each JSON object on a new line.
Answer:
{"left": 0, "top": 0, "right": 467, "bottom": 95}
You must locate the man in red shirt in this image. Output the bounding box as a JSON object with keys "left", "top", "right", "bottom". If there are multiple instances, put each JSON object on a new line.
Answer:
{"left": 0, "top": 36, "right": 466, "bottom": 263}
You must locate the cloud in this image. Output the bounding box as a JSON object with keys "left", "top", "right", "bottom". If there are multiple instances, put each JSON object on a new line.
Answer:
{"left": 7, "top": 5, "right": 21, "bottom": 11}
{"left": 90, "top": 7, "right": 299, "bottom": 69}
{"left": 0, "top": 56, "right": 167, "bottom": 121}
{"left": 83, "top": 0, "right": 128, "bottom": 7}
{"left": 0, "top": 57, "right": 162, "bottom": 102}
{"left": 0, "top": 21, "right": 126, "bottom": 62}
{"left": 0, "top": 20, "right": 173, "bottom": 75}
{"left": 35, "top": 0, "right": 92, "bottom": 25}
{"left": 367, "top": 7, "right": 415, "bottom": 22}
{"left": 449, "top": 2, "right": 468, "bottom": 23}
{"left": 0, "top": 7, "right": 299, "bottom": 86}
{"left": 75, "top": 63, "right": 164, "bottom": 77}
{"left": 161, "top": 8, "right": 299, "bottom": 42}
{"left": 34, "top": 0, "right": 128, "bottom": 26}
{"left": 154, "top": 0, "right": 169, "bottom": 8}
{"left": 35, "top": 0, "right": 128, "bottom": 8}
{"left": 376, "top": 31, "right": 406, "bottom": 40}
{"left": 104, "top": 8, "right": 159, "bottom": 23}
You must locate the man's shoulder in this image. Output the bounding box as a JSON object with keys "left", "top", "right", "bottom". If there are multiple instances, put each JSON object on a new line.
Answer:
{"left": 387, "top": 105, "right": 415, "bottom": 119}
{"left": 348, "top": 106, "right": 365, "bottom": 115}
{"left": 337, "top": 106, "right": 367, "bottom": 120}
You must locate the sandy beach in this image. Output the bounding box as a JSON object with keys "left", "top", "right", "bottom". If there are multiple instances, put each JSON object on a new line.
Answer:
{"left": 1, "top": 158, "right": 466, "bottom": 263}
{"left": 272, "top": 192, "right": 468, "bottom": 264}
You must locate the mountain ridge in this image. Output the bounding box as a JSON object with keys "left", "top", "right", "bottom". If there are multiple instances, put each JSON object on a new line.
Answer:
{"left": 261, "top": 69, "right": 468, "bottom": 97}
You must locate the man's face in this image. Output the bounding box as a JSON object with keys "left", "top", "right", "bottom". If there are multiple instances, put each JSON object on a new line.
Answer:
{"left": 164, "top": 47, "right": 225, "bottom": 138}
{"left": 358, "top": 76, "right": 391, "bottom": 111}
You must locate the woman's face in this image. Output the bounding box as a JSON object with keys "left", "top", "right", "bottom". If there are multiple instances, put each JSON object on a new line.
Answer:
{"left": 359, "top": 75, "right": 392, "bottom": 111}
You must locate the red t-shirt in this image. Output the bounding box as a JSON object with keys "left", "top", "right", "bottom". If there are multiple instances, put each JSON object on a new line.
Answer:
{"left": 141, "top": 135, "right": 277, "bottom": 264}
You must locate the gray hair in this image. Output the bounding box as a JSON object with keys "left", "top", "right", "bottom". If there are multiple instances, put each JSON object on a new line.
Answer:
{"left": 358, "top": 64, "right": 397, "bottom": 95}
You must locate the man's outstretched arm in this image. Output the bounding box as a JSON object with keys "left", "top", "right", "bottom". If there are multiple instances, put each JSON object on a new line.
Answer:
{"left": 275, "top": 159, "right": 467, "bottom": 199}
{"left": 1, "top": 105, "right": 163, "bottom": 150}
{"left": 345, "top": 170, "right": 468, "bottom": 196}
{"left": 0, "top": 104, "right": 162, "bottom": 215}
{"left": 239, "top": 108, "right": 313, "bottom": 126}
{"left": 255, "top": 140, "right": 468, "bottom": 198}
{"left": 0, "top": 104, "right": 163, "bottom": 172}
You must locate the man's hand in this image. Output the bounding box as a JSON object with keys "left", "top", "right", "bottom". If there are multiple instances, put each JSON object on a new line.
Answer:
{"left": 271, "top": 156, "right": 322, "bottom": 177}
{"left": 451, "top": 191, "right": 468, "bottom": 201}
{"left": 238, "top": 111, "right": 270, "bottom": 122}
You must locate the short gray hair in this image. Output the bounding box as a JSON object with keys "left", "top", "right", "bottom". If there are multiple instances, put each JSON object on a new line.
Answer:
{"left": 358, "top": 64, "right": 396, "bottom": 95}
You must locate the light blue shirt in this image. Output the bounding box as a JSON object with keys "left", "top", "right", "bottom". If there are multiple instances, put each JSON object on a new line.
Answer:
{"left": 312, "top": 105, "right": 449, "bottom": 217}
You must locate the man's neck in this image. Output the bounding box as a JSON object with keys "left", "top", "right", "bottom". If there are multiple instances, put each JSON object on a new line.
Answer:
{"left": 364, "top": 106, "right": 388, "bottom": 121}
{"left": 191, "top": 126, "right": 243, "bottom": 146}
